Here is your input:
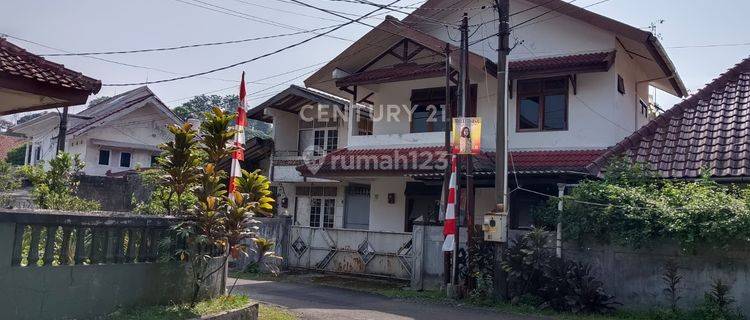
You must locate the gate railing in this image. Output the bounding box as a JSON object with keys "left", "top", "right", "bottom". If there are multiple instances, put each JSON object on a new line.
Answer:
{"left": 288, "top": 226, "right": 413, "bottom": 280}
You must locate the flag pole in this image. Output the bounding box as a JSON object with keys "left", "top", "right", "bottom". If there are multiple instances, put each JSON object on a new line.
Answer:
{"left": 229, "top": 72, "right": 248, "bottom": 194}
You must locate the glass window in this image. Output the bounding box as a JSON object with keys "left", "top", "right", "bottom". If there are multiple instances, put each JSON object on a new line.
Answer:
{"left": 98, "top": 149, "right": 110, "bottom": 165}
{"left": 150, "top": 155, "right": 158, "bottom": 167}
{"left": 411, "top": 104, "right": 445, "bottom": 133}
{"left": 517, "top": 77, "right": 568, "bottom": 132}
{"left": 310, "top": 198, "right": 322, "bottom": 228}
{"left": 543, "top": 95, "right": 566, "bottom": 130}
{"left": 34, "top": 146, "right": 41, "bottom": 161}
{"left": 518, "top": 97, "right": 540, "bottom": 130}
{"left": 323, "top": 198, "right": 335, "bottom": 228}
{"left": 326, "top": 130, "right": 338, "bottom": 152}
{"left": 120, "top": 152, "right": 131, "bottom": 167}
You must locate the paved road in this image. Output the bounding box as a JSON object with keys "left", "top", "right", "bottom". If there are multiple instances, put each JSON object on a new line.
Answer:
{"left": 231, "top": 278, "right": 547, "bottom": 320}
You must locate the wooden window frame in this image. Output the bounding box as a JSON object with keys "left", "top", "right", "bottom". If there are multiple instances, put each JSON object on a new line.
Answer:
{"left": 516, "top": 77, "right": 569, "bottom": 132}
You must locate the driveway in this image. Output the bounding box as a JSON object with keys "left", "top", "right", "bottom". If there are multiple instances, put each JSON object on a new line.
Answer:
{"left": 230, "top": 277, "right": 547, "bottom": 320}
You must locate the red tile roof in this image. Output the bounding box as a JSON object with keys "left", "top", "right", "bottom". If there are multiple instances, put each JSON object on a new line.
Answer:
{"left": 588, "top": 57, "right": 750, "bottom": 179}
{"left": 508, "top": 51, "right": 616, "bottom": 76}
{"left": 297, "top": 146, "right": 605, "bottom": 177}
{"left": 0, "top": 134, "right": 26, "bottom": 160}
{"left": 0, "top": 38, "right": 101, "bottom": 93}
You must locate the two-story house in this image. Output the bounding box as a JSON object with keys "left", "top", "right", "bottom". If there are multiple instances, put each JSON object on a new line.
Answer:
{"left": 249, "top": 0, "right": 686, "bottom": 233}
{"left": 11, "top": 86, "right": 181, "bottom": 176}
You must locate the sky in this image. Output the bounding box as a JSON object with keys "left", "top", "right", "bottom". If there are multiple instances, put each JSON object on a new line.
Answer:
{"left": 2, "top": 0, "right": 749, "bottom": 122}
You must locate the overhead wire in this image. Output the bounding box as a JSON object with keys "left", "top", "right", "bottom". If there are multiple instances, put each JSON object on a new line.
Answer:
{"left": 37, "top": 25, "right": 341, "bottom": 57}
{"left": 101, "top": 0, "right": 403, "bottom": 87}
{"left": 173, "top": 0, "right": 354, "bottom": 42}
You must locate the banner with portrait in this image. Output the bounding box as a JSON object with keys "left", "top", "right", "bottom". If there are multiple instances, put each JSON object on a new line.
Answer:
{"left": 451, "top": 117, "right": 481, "bottom": 155}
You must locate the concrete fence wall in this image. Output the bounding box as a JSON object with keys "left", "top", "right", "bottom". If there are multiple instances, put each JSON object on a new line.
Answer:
{"left": 232, "top": 216, "right": 292, "bottom": 272}
{"left": 564, "top": 242, "right": 750, "bottom": 314}
{"left": 76, "top": 174, "right": 152, "bottom": 212}
{"left": 0, "top": 209, "right": 224, "bottom": 320}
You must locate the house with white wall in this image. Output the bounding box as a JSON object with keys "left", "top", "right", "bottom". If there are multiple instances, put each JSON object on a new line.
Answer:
{"left": 250, "top": 0, "right": 686, "bottom": 233}
{"left": 11, "top": 86, "right": 181, "bottom": 176}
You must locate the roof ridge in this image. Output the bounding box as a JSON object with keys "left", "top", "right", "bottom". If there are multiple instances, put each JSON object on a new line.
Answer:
{"left": 586, "top": 56, "right": 750, "bottom": 175}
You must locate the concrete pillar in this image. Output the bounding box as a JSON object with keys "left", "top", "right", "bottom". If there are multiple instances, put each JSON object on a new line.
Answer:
{"left": 410, "top": 223, "right": 424, "bottom": 290}
{"left": 23, "top": 143, "right": 30, "bottom": 165}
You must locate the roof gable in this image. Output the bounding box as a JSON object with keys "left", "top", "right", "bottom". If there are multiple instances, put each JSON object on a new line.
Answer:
{"left": 588, "top": 57, "right": 750, "bottom": 179}
{"left": 402, "top": 0, "right": 686, "bottom": 97}
{"left": 67, "top": 86, "right": 181, "bottom": 136}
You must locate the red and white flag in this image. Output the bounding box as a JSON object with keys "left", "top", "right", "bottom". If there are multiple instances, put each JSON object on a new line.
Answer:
{"left": 442, "top": 155, "right": 458, "bottom": 251}
{"left": 228, "top": 72, "right": 248, "bottom": 193}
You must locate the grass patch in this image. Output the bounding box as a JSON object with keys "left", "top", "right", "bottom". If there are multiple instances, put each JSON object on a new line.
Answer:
{"left": 108, "top": 295, "right": 250, "bottom": 320}
{"left": 259, "top": 304, "right": 298, "bottom": 320}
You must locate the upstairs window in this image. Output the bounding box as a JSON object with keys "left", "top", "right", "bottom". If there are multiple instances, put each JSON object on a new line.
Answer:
{"left": 120, "top": 152, "right": 131, "bottom": 167}
{"left": 410, "top": 86, "right": 477, "bottom": 133}
{"left": 300, "top": 128, "right": 338, "bottom": 155}
{"left": 98, "top": 149, "right": 110, "bottom": 165}
{"left": 517, "top": 77, "right": 568, "bottom": 132}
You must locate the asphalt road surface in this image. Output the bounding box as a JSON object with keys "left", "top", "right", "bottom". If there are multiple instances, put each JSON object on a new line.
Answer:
{"left": 231, "top": 278, "right": 548, "bottom": 320}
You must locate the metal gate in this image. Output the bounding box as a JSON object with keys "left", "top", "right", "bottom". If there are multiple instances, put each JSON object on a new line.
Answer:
{"left": 288, "top": 226, "right": 414, "bottom": 280}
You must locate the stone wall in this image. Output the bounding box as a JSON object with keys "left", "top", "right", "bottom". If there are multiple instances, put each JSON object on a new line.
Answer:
{"left": 0, "top": 209, "right": 225, "bottom": 320}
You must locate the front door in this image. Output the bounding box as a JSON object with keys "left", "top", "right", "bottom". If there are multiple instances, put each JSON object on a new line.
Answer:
{"left": 344, "top": 184, "right": 370, "bottom": 230}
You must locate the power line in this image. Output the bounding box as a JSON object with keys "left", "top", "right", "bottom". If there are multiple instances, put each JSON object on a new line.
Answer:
{"left": 37, "top": 25, "right": 340, "bottom": 57}
{"left": 0, "top": 33, "right": 254, "bottom": 84}
{"left": 326, "top": 0, "right": 460, "bottom": 28}
{"left": 102, "top": 0, "right": 402, "bottom": 87}
{"left": 469, "top": 0, "right": 612, "bottom": 46}
{"left": 173, "top": 0, "right": 354, "bottom": 43}
{"left": 229, "top": 0, "right": 347, "bottom": 23}
{"left": 666, "top": 42, "right": 750, "bottom": 49}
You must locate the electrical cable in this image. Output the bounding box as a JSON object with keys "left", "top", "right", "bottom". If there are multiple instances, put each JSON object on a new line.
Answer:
{"left": 101, "top": 0, "right": 403, "bottom": 87}
{"left": 37, "top": 25, "right": 340, "bottom": 57}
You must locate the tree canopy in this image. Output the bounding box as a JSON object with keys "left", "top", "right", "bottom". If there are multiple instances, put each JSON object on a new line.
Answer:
{"left": 172, "top": 94, "right": 238, "bottom": 121}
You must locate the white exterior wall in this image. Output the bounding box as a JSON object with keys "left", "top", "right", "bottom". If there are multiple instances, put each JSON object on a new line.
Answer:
{"left": 20, "top": 102, "right": 175, "bottom": 176}
{"left": 369, "top": 178, "right": 406, "bottom": 232}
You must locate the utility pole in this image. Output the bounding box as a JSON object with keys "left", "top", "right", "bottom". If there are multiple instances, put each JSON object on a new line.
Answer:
{"left": 493, "top": 0, "right": 510, "bottom": 299}
{"left": 451, "top": 13, "right": 469, "bottom": 293}
{"left": 56, "top": 106, "right": 68, "bottom": 154}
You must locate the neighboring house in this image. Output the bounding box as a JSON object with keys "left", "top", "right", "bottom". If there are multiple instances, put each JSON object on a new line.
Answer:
{"left": 249, "top": 0, "right": 686, "bottom": 233}
{"left": 0, "top": 37, "right": 101, "bottom": 115}
{"left": 0, "top": 134, "right": 25, "bottom": 161}
{"left": 10, "top": 86, "right": 181, "bottom": 176}
{"left": 589, "top": 56, "right": 750, "bottom": 180}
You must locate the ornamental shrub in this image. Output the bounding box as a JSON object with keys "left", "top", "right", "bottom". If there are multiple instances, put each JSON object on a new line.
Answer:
{"left": 533, "top": 158, "right": 750, "bottom": 251}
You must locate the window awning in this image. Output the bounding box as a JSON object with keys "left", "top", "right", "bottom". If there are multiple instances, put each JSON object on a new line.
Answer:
{"left": 90, "top": 139, "right": 161, "bottom": 153}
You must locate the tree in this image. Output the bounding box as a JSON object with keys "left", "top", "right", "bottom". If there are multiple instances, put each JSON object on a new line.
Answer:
{"left": 87, "top": 96, "right": 111, "bottom": 107}
{"left": 173, "top": 94, "right": 239, "bottom": 121}
{"left": 5, "top": 145, "right": 25, "bottom": 165}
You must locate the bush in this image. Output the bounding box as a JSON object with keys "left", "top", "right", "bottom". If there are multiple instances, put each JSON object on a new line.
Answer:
{"left": 0, "top": 160, "right": 21, "bottom": 207}
{"left": 21, "top": 153, "right": 100, "bottom": 211}
{"left": 501, "top": 228, "right": 618, "bottom": 314}
{"left": 5, "top": 145, "right": 25, "bottom": 165}
{"left": 534, "top": 158, "right": 750, "bottom": 251}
